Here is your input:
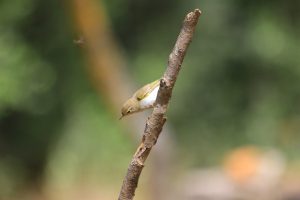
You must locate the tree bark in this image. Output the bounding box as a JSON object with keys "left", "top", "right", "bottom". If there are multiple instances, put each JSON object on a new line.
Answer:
{"left": 118, "top": 9, "right": 202, "bottom": 200}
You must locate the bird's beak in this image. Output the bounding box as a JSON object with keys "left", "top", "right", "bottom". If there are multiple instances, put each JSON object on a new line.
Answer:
{"left": 119, "top": 115, "right": 124, "bottom": 120}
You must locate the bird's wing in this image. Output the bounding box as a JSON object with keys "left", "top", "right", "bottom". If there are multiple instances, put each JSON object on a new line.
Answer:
{"left": 135, "top": 79, "right": 160, "bottom": 101}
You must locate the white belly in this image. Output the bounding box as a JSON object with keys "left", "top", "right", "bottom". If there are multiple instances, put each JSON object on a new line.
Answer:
{"left": 139, "top": 86, "right": 159, "bottom": 109}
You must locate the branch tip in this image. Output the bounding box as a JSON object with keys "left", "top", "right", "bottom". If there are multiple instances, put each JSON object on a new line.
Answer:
{"left": 194, "top": 9, "right": 202, "bottom": 16}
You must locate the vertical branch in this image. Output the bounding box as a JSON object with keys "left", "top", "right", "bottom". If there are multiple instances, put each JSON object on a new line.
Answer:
{"left": 118, "top": 9, "right": 202, "bottom": 200}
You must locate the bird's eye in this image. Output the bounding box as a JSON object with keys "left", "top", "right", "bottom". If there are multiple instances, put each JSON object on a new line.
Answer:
{"left": 127, "top": 110, "right": 130, "bottom": 114}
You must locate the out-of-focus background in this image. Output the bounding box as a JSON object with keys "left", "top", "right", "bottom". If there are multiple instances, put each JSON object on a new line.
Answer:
{"left": 1, "top": 0, "right": 300, "bottom": 200}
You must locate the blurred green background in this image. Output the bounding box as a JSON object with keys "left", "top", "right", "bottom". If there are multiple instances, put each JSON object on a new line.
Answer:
{"left": 0, "top": 0, "right": 300, "bottom": 199}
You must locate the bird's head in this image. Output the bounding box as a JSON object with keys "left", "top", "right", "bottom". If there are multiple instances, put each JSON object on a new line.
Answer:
{"left": 120, "top": 98, "right": 140, "bottom": 119}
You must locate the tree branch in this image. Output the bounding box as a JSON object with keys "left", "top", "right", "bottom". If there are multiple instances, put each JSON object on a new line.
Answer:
{"left": 118, "top": 9, "right": 202, "bottom": 200}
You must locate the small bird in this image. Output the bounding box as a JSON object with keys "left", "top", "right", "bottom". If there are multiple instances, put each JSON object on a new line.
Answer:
{"left": 120, "top": 79, "right": 160, "bottom": 119}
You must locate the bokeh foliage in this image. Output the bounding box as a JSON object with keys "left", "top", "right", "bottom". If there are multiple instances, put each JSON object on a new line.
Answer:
{"left": 0, "top": 0, "right": 300, "bottom": 197}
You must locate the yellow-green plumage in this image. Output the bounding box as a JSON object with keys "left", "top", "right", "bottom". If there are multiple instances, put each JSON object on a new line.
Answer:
{"left": 135, "top": 79, "right": 160, "bottom": 100}
{"left": 120, "top": 79, "right": 160, "bottom": 119}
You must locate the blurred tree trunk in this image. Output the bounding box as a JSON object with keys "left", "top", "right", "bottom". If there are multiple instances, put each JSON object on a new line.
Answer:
{"left": 63, "top": 0, "right": 175, "bottom": 199}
